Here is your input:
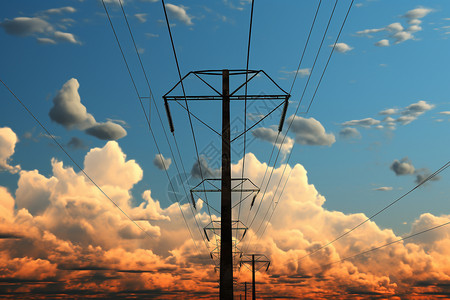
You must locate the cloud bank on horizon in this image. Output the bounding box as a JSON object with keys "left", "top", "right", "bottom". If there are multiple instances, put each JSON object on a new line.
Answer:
{"left": 1, "top": 126, "right": 450, "bottom": 298}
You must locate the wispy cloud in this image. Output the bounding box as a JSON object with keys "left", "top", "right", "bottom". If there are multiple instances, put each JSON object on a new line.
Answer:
{"left": 356, "top": 7, "right": 433, "bottom": 47}
{"left": 165, "top": 3, "right": 193, "bottom": 26}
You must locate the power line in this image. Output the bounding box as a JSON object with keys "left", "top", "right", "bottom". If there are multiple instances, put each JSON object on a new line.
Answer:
{"left": 244, "top": 0, "right": 340, "bottom": 255}
{"left": 288, "top": 0, "right": 323, "bottom": 95}
{"left": 101, "top": 0, "right": 202, "bottom": 254}
{"left": 250, "top": 0, "right": 356, "bottom": 252}
{"left": 314, "top": 218, "right": 450, "bottom": 273}
{"left": 0, "top": 77, "right": 154, "bottom": 240}
{"left": 237, "top": 0, "right": 255, "bottom": 244}
{"left": 115, "top": 0, "right": 212, "bottom": 255}
{"left": 284, "top": 159, "right": 450, "bottom": 267}
{"left": 160, "top": 0, "right": 219, "bottom": 253}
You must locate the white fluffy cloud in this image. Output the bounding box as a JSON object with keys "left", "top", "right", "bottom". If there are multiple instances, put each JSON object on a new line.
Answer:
{"left": 341, "top": 100, "right": 434, "bottom": 136}
{"left": 330, "top": 42, "right": 353, "bottom": 53}
{"left": 375, "top": 39, "right": 390, "bottom": 47}
{"left": 396, "top": 100, "right": 435, "bottom": 125}
{"left": 356, "top": 7, "right": 432, "bottom": 47}
{"left": 287, "top": 116, "right": 335, "bottom": 146}
{"left": 0, "top": 127, "right": 21, "bottom": 174}
{"left": 49, "top": 78, "right": 127, "bottom": 140}
{"left": 379, "top": 108, "right": 398, "bottom": 115}
{"left": 390, "top": 157, "right": 415, "bottom": 176}
{"left": 0, "top": 17, "right": 52, "bottom": 36}
{"left": 404, "top": 7, "right": 433, "bottom": 20}
{"left": 2, "top": 139, "right": 450, "bottom": 297}
{"left": 0, "top": 14, "right": 80, "bottom": 44}
{"left": 252, "top": 127, "right": 294, "bottom": 156}
{"left": 339, "top": 127, "right": 361, "bottom": 139}
{"left": 165, "top": 4, "right": 193, "bottom": 26}
{"left": 153, "top": 153, "right": 172, "bottom": 171}
{"left": 83, "top": 141, "right": 143, "bottom": 190}
{"left": 53, "top": 31, "right": 80, "bottom": 44}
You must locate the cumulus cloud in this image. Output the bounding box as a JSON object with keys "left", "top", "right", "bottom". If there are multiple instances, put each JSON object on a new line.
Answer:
{"left": 287, "top": 116, "right": 335, "bottom": 146}
{"left": 386, "top": 22, "right": 404, "bottom": 32}
{"left": 392, "top": 30, "right": 414, "bottom": 44}
{"left": 342, "top": 100, "right": 434, "bottom": 135}
{"left": 339, "top": 127, "right": 361, "bottom": 139}
{"left": 390, "top": 157, "right": 440, "bottom": 186}
{"left": 190, "top": 156, "right": 220, "bottom": 179}
{"left": 0, "top": 15, "right": 80, "bottom": 44}
{"left": 439, "top": 111, "right": 450, "bottom": 115}
{"left": 330, "top": 42, "right": 353, "bottom": 53}
{"left": 396, "top": 100, "right": 434, "bottom": 125}
{"left": 165, "top": 4, "right": 193, "bottom": 26}
{"left": 379, "top": 108, "right": 398, "bottom": 115}
{"left": 0, "top": 187, "right": 15, "bottom": 221}
{"left": 414, "top": 169, "right": 441, "bottom": 185}
{"left": 252, "top": 127, "right": 294, "bottom": 156}
{"left": 341, "top": 118, "right": 380, "bottom": 128}
{"left": 2, "top": 144, "right": 450, "bottom": 298}
{"left": 153, "top": 154, "right": 172, "bottom": 171}
{"left": 0, "top": 17, "right": 52, "bottom": 36}
{"left": 83, "top": 141, "right": 143, "bottom": 190}
{"left": 49, "top": 78, "right": 127, "bottom": 140}
{"left": 49, "top": 78, "right": 95, "bottom": 129}
{"left": 85, "top": 122, "right": 127, "bottom": 140}
{"left": 53, "top": 31, "right": 80, "bottom": 44}
{"left": 0, "top": 127, "right": 21, "bottom": 174}
{"left": 403, "top": 7, "right": 433, "bottom": 20}
{"left": 375, "top": 39, "right": 389, "bottom": 47}
{"left": 390, "top": 157, "right": 415, "bottom": 176}
{"left": 356, "top": 7, "right": 432, "bottom": 47}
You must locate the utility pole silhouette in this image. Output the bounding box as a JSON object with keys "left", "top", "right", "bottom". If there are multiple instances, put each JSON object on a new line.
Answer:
{"left": 240, "top": 254, "right": 270, "bottom": 300}
{"left": 164, "top": 69, "right": 288, "bottom": 299}
{"left": 221, "top": 69, "right": 233, "bottom": 299}
{"left": 244, "top": 282, "right": 248, "bottom": 300}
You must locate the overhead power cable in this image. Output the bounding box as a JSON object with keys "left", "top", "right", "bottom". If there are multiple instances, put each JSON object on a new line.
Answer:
{"left": 102, "top": 0, "right": 202, "bottom": 254}
{"left": 283, "top": 159, "right": 450, "bottom": 267}
{"left": 249, "top": 0, "right": 355, "bottom": 254}
{"left": 237, "top": 0, "right": 255, "bottom": 243}
{"left": 243, "top": 0, "right": 338, "bottom": 255}
{"left": 314, "top": 218, "right": 450, "bottom": 273}
{"left": 0, "top": 78, "right": 154, "bottom": 240}
{"left": 114, "top": 0, "right": 212, "bottom": 255}
{"left": 160, "top": 0, "right": 219, "bottom": 252}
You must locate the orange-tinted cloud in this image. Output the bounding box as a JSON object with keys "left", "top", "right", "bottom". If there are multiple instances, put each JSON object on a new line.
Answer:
{"left": 1, "top": 126, "right": 450, "bottom": 298}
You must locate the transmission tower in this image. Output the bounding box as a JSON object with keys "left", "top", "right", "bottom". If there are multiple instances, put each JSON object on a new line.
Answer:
{"left": 164, "top": 69, "right": 289, "bottom": 299}
{"left": 240, "top": 254, "right": 270, "bottom": 300}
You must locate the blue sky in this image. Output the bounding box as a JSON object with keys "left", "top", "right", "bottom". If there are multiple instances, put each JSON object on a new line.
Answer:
{"left": 1, "top": 0, "right": 450, "bottom": 236}
{"left": 3, "top": 1, "right": 450, "bottom": 298}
